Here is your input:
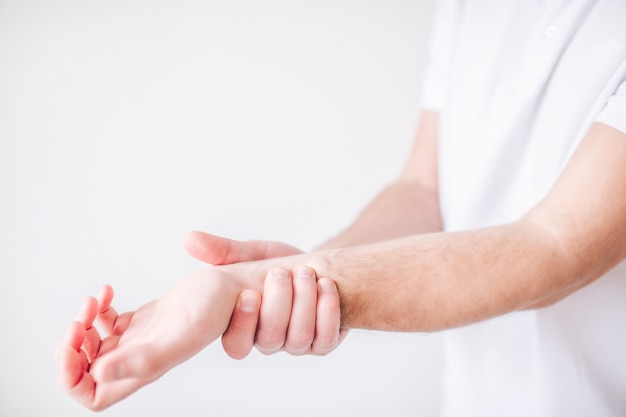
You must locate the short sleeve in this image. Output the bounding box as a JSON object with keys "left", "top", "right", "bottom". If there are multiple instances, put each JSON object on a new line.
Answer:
{"left": 420, "top": 0, "right": 462, "bottom": 111}
{"left": 596, "top": 77, "right": 626, "bottom": 134}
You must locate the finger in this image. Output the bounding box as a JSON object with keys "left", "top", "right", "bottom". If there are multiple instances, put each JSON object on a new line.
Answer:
{"left": 311, "top": 278, "right": 342, "bottom": 356}
{"left": 75, "top": 296, "right": 98, "bottom": 329}
{"left": 60, "top": 345, "right": 151, "bottom": 412}
{"left": 89, "top": 377, "right": 147, "bottom": 412}
{"left": 61, "top": 353, "right": 143, "bottom": 413}
{"left": 82, "top": 327, "right": 102, "bottom": 363}
{"left": 255, "top": 268, "right": 293, "bottom": 354}
{"left": 57, "top": 321, "right": 89, "bottom": 369}
{"left": 184, "top": 231, "right": 255, "bottom": 265}
{"left": 96, "top": 285, "right": 134, "bottom": 336}
{"left": 114, "top": 312, "right": 134, "bottom": 335}
{"left": 56, "top": 321, "right": 86, "bottom": 384}
{"left": 58, "top": 344, "right": 97, "bottom": 408}
{"left": 183, "top": 231, "right": 300, "bottom": 265}
{"left": 63, "top": 320, "right": 86, "bottom": 353}
{"left": 98, "top": 307, "right": 133, "bottom": 338}
{"left": 57, "top": 344, "right": 84, "bottom": 390}
{"left": 97, "top": 284, "right": 114, "bottom": 312}
{"left": 96, "top": 284, "right": 135, "bottom": 337}
{"left": 57, "top": 322, "right": 95, "bottom": 407}
{"left": 75, "top": 297, "right": 102, "bottom": 361}
{"left": 284, "top": 267, "right": 317, "bottom": 355}
{"left": 98, "top": 335, "right": 122, "bottom": 357}
{"left": 96, "top": 285, "right": 119, "bottom": 335}
{"left": 221, "top": 289, "right": 261, "bottom": 359}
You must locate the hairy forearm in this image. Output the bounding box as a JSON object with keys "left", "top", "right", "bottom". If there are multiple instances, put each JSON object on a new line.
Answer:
{"left": 318, "top": 220, "right": 581, "bottom": 331}
{"left": 230, "top": 123, "right": 626, "bottom": 333}
{"left": 318, "top": 180, "right": 442, "bottom": 250}
{"left": 229, "top": 218, "right": 584, "bottom": 333}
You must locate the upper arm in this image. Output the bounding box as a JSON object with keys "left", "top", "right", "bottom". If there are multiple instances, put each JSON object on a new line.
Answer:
{"left": 399, "top": 110, "right": 440, "bottom": 192}
{"left": 525, "top": 122, "right": 626, "bottom": 289}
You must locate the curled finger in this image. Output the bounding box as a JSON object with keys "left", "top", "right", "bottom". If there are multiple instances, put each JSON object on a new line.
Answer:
{"left": 255, "top": 268, "right": 293, "bottom": 354}
{"left": 222, "top": 289, "right": 261, "bottom": 359}
{"left": 284, "top": 266, "right": 317, "bottom": 355}
{"left": 311, "top": 278, "right": 341, "bottom": 356}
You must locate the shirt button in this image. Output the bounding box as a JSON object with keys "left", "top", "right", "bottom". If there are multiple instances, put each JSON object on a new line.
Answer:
{"left": 545, "top": 25, "right": 558, "bottom": 39}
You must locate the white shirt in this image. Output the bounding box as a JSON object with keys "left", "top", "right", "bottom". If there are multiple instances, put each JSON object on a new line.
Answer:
{"left": 421, "top": 1, "right": 626, "bottom": 415}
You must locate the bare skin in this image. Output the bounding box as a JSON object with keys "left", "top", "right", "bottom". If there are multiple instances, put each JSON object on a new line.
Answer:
{"left": 203, "top": 111, "right": 442, "bottom": 358}
{"left": 183, "top": 230, "right": 348, "bottom": 358}
{"left": 56, "top": 112, "right": 626, "bottom": 410}
{"left": 55, "top": 263, "right": 344, "bottom": 411}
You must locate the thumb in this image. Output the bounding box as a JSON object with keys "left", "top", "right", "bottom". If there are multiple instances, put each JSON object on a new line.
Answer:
{"left": 183, "top": 231, "right": 257, "bottom": 265}
{"left": 184, "top": 230, "right": 301, "bottom": 265}
{"left": 92, "top": 343, "right": 164, "bottom": 383}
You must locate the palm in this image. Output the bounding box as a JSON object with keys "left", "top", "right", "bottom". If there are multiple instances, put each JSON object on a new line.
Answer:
{"left": 56, "top": 270, "right": 238, "bottom": 411}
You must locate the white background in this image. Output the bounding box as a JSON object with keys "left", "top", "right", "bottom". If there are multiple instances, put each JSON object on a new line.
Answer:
{"left": 0, "top": 1, "right": 441, "bottom": 416}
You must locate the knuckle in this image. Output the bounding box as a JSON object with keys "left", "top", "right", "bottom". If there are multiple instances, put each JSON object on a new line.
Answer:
{"left": 133, "top": 353, "right": 157, "bottom": 378}
{"left": 256, "top": 347, "right": 279, "bottom": 356}
{"left": 284, "top": 346, "right": 311, "bottom": 356}
{"left": 293, "top": 266, "right": 316, "bottom": 282}
{"left": 268, "top": 269, "right": 292, "bottom": 286}
{"left": 255, "top": 327, "right": 285, "bottom": 351}
{"left": 223, "top": 344, "right": 251, "bottom": 360}
{"left": 312, "top": 344, "right": 334, "bottom": 356}
{"left": 222, "top": 330, "right": 254, "bottom": 360}
{"left": 313, "top": 336, "right": 338, "bottom": 354}
{"left": 286, "top": 331, "right": 314, "bottom": 350}
{"left": 313, "top": 349, "right": 333, "bottom": 357}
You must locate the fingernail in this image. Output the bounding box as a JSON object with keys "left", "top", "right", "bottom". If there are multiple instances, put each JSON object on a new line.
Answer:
{"left": 240, "top": 293, "right": 258, "bottom": 313}
{"left": 294, "top": 267, "right": 314, "bottom": 280}
{"left": 271, "top": 268, "right": 290, "bottom": 280}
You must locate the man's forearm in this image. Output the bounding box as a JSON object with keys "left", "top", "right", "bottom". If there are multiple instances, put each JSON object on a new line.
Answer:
{"left": 229, "top": 218, "right": 578, "bottom": 332}
{"left": 237, "top": 123, "right": 626, "bottom": 333}
{"left": 314, "top": 220, "right": 580, "bottom": 331}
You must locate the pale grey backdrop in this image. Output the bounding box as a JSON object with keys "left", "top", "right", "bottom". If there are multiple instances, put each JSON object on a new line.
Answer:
{"left": 0, "top": 1, "right": 441, "bottom": 415}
